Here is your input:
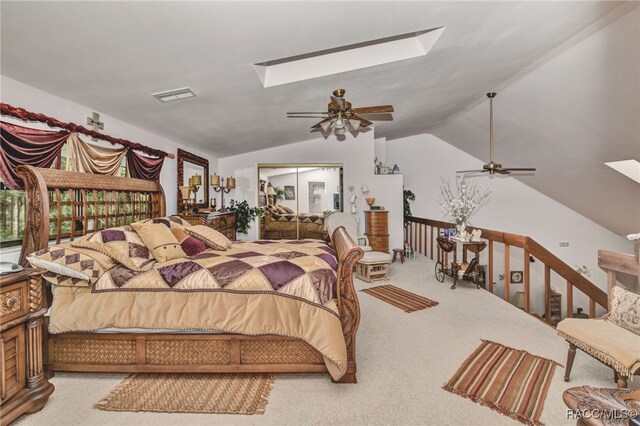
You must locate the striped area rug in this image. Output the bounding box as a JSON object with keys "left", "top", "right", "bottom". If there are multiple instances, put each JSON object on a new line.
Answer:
{"left": 96, "top": 373, "right": 274, "bottom": 414}
{"left": 362, "top": 285, "right": 439, "bottom": 312}
{"left": 443, "top": 340, "right": 560, "bottom": 426}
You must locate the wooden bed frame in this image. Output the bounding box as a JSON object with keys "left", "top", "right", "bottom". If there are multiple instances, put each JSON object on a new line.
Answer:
{"left": 16, "top": 166, "right": 364, "bottom": 383}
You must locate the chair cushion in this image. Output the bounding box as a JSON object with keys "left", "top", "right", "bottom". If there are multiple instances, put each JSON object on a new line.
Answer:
{"left": 607, "top": 286, "right": 640, "bottom": 335}
{"left": 360, "top": 245, "right": 373, "bottom": 252}
{"left": 360, "top": 251, "right": 392, "bottom": 264}
{"left": 557, "top": 318, "right": 640, "bottom": 376}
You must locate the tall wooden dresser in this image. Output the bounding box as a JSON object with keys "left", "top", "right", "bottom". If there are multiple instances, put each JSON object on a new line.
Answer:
{"left": 178, "top": 211, "right": 237, "bottom": 240}
{"left": 364, "top": 210, "right": 389, "bottom": 253}
{"left": 1, "top": 269, "right": 54, "bottom": 425}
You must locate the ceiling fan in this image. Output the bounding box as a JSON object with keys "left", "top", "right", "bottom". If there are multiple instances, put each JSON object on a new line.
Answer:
{"left": 287, "top": 89, "right": 394, "bottom": 135}
{"left": 457, "top": 92, "right": 536, "bottom": 175}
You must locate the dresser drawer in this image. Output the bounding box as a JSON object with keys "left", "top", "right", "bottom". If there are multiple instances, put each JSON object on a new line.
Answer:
{"left": 0, "top": 280, "right": 29, "bottom": 324}
{"left": 1, "top": 325, "right": 26, "bottom": 403}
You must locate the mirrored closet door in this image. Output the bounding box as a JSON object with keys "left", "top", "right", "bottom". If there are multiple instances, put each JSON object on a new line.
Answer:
{"left": 257, "top": 164, "right": 343, "bottom": 240}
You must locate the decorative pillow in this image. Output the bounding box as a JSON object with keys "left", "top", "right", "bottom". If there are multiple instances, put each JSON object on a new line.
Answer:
{"left": 27, "top": 244, "right": 106, "bottom": 287}
{"left": 185, "top": 225, "right": 232, "bottom": 251}
{"left": 276, "top": 205, "right": 289, "bottom": 214}
{"left": 132, "top": 222, "right": 187, "bottom": 262}
{"left": 280, "top": 205, "right": 295, "bottom": 214}
{"left": 606, "top": 286, "right": 640, "bottom": 335}
{"left": 135, "top": 216, "right": 191, "bottom": 228}
{"left": 266, "top": 205, "right": 279, "bottom": 214}
{"left": 72, "top": 226, "right": 155, "bottom": 271}
{"left": 171, "top": 227, "right": 207, "bottom": 256}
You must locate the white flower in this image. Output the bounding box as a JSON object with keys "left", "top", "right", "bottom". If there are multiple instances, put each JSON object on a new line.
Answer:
{"left": 438, "top": 176, "right": 490, "bottom": 225}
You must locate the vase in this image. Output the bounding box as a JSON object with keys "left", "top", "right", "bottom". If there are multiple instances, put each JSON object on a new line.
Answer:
{"left": 456, "top": 223, "right": 467, "bottom": 234}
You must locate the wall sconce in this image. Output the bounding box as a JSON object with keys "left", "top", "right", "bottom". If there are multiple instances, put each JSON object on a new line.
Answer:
{"left": 361, "top": 183, "right": 369, "bottom": 194}
{"left": 211, "top": 173, "right": 235, "bottom": 211}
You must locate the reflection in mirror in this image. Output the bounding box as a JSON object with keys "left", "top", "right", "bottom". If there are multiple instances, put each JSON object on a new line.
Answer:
{"left": 257, "top": 164, "right": 343, "bottom": 240}
{"left": 177, "top": 149, "right": 209, "bottom": 213}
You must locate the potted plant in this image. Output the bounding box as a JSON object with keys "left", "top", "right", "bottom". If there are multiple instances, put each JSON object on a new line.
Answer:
{"left": 403, "top": 189, "right": 415, "bottom": 225}
{"left": 228, "top": 200, "right": 264, "bottom": 235}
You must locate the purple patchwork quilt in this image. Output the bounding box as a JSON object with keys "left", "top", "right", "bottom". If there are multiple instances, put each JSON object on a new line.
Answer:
{"left": 92, "top": 239, "right": 340, "bottom": 312}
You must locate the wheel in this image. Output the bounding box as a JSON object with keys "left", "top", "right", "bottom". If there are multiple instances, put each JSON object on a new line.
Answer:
{"left": 435, "top": 261, "right": 445, "bottom": 282}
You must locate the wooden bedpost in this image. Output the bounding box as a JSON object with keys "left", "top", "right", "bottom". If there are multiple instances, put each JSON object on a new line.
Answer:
{"left": 16, "top": 166, "right": 50, "bottom": 266}
{"left": 331, "top": 226, "right": 364, "bottom": 383}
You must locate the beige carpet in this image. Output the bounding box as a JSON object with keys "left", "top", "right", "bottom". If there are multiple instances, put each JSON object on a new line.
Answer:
{"left": 95, "top": 373, "right": 274, "bottom": 414}
{"left": 14, "top": 257, "right": 638, "bottom": 426}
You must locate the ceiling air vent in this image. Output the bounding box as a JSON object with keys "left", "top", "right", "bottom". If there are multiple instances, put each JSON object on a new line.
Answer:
{"left": 152, "top": 87, "right": 196, "bottom": 103}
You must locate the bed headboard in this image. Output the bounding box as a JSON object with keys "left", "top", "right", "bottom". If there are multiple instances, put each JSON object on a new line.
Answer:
{"left": 16, "top": 166, "right": 165, "bottom": 265}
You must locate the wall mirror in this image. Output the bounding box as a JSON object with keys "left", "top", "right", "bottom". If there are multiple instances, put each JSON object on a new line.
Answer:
{"left": 257, "top": 163, "right": 343, "bottom": 240}
{"left": 177, "top": 148, "right": 209, "bottom": 213}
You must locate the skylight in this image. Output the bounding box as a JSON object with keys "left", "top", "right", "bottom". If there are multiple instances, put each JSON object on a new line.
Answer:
{"left": 254, "top": 27, "right": 446, "bottom": 88}
{"left": 605, "top": 159, "right": 640, "bottom": 184}
{"left": 152, "top": 87, "right": 197, "bottom": 103}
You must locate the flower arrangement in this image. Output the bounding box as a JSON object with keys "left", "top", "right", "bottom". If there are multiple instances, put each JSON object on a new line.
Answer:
{"left": 438, "top": 177, "right": 490, "bottom": 230}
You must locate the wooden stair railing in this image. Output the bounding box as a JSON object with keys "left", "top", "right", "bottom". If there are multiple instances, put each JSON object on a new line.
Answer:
{"left": 598, "top": 240, "right": 640, "bottom": 310}
{"left": 404, "top": 216, "right": 608, "bottom": 322}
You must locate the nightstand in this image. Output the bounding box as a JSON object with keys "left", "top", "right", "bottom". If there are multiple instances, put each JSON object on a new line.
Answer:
{"left": 1, "top": 269, "right": 54, "bottom": 425}
{"left": 178, "top": 211, "right": 237, "bottom": 241}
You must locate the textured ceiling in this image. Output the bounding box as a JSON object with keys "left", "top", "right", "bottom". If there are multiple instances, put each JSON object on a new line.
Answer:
{"left": 0, "top": 1, "right": 627, "bottom": 158}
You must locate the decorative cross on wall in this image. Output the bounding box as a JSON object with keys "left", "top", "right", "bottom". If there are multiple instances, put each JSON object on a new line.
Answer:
{"left": 86, "top": 112, "right": 104, "bottom": 140}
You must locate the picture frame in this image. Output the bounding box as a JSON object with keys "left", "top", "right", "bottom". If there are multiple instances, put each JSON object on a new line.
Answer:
{"left": 510, "top": 271, "right": 524, "bottom": 284}
{"left": 284, "top": 185, "right": 295, "bottom": 200}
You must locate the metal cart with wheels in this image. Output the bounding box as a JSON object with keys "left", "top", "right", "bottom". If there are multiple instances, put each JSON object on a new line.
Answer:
{"left": 435, "top": 236, "right": 487, "bottom": 289}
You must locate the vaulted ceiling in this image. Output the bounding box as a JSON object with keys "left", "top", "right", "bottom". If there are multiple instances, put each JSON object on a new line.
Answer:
{"left": 0, "top": 1, "right": 629, "bottom": 157}
{"left": 1, "top": 1, "right": 638, "bottom": 235}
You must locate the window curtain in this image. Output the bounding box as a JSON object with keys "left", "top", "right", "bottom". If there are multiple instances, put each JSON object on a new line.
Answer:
{"left": 127, "top": 149, "right": 164, "bottom": 181}
{"left": 0, "top": 122, "right": 68, "bottom": 189}
{"left": 67, "top": 132, "right": 126, "bottom": 176}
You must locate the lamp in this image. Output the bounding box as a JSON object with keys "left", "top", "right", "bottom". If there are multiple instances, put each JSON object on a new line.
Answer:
{"left": 361, "top": 184, "right": 369, "bottom": 194}
{"left": 267, "top": 185, "right": 277, "bottom": 205}
{"left": 211, "top": 173, "right": 234, "bottom": 211}
{"left": 179, "top": 186, "right": 191, "bottom": 214}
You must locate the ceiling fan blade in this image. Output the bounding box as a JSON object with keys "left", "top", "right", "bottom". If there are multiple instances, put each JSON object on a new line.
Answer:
{"left": 351, "top": 115, "right": 373, "bottom": 127}
{"left": 311, "top": 117, "right": 333, "bottom": 129}
{"left": 495, "top": 169, "right": 511, "bottom": 175}
{"left": 358, "top": 113, "right": 394, "bottom": 121}
{"left": 502, "top": 168, "right": 537, "bottom": 172}
{"left": 286, "top": 112, "right": 329, "bottom": 115}
{"left": 456, "top": 169, "right": 486, "bottom": 174}
{"left": 353, "top": 105, "right": 394, "bottom": 114}
{"left": 331, "top": 96, "right": 345, "bottom": 109}
{"left": 287, "top": 115, "right": 328, "bottom": 119}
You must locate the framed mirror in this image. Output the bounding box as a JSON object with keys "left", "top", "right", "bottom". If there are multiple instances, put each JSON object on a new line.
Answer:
{"left": 177, "top": 148, "right": 209, "bottom": 213}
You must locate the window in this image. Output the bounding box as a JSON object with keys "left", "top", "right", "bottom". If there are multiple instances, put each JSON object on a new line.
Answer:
{"left": 0, "top": 140, "right": 128, "bottom": 248}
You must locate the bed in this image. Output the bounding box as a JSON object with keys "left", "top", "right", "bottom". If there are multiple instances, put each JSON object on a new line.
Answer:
{"left": 17, "top": 166, "right": 363, "bottom": 383}
{"left": 260, "top": 207, "right": 328, "bottom": 240}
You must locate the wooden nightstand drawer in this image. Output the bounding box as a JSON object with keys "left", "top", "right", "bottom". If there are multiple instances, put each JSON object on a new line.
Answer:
{"left": 1, "top": 325, "right": 26, "bottom": 403}
{"left": 0, "top": 281, "right": 29, "bottom": 324}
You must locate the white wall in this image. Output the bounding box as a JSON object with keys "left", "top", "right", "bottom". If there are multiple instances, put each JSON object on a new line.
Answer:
{"left": 385, "top": 133, "right": 633, "bottom": 316}
{"left": 0, "top": 75, "right": 218, "bottom": 262}
{"left": 218, "top": 130, "right": 404, "bottom": 250}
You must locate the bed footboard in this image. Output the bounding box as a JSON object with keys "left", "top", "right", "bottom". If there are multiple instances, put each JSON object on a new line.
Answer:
{"left": 331, "top": 226, "right": 364, "bottom": 383}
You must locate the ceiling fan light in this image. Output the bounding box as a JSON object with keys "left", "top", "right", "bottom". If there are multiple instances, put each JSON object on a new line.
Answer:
{"left": 335, "top": 126, "right": 347, "bottom": 135}
{"left": 334, "top": 117, "right": 346, "bottom": 129}
{"left": 320, "top": 120, "right": 333, "bottom": 132}
{"left": 348, "top": 119, "right": 361, "bottom": 131}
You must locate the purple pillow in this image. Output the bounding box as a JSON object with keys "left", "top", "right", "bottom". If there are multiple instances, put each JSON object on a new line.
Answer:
{"left": 180, "top": 236, "right": 207, "bottom": 256}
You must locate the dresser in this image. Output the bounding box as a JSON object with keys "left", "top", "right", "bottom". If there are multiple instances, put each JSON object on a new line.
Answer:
{"left": 1, "top": 269, "right": 54, "bottom": 425}
{"left": 178, "top": 211, "right": 237, "bottom": 240}
{"left": 364, "top": 210, "right": 389, "bottom": 253}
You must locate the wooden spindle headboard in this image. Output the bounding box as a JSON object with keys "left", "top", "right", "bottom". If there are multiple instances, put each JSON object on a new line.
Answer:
{"left": 16, "top": 166, "right": 166, "bottom": 265}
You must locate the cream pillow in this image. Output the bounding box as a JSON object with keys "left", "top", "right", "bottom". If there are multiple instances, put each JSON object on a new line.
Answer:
{"left": 132, "top": 222, "right": 186, "bottom": 263}
{"left": 185, "top": 225, "right": 232, "bottom": 251}
{"left": 606, "top": 286, "right": 640, "bottom": 335}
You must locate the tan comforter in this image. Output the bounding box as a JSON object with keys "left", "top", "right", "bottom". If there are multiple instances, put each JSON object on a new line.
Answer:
{"left": 49, "top": 240, "right": 347, "bottom": 380}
